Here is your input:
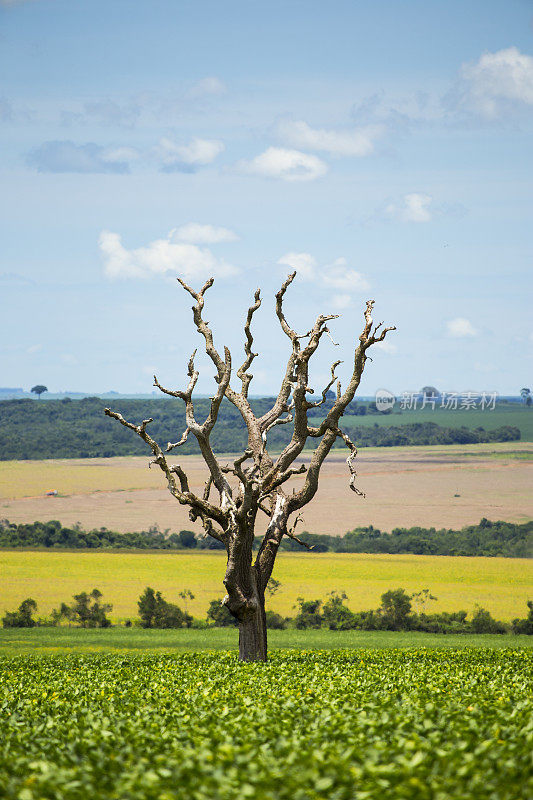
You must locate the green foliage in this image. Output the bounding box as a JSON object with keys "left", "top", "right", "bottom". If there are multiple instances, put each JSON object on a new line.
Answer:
{"left": 206, "top": 599, "right": 237, "bottom": 627}
{"left": 30, "top": 385, "right": 47, "bottom": 398}
{"left": 0, "top": 519, "right": 202, "bottom": 551}
{"left": 294, "top": 597, "right": 323, "bottom": 629}
{"left": 2, "top": 598, "right": 38, "bottom": 628}
{"left": 471, "top": 606, "right": 507, "bottom": 634}
{"left": 0, "top": 650, "right": 531, "bottom": 799}
{"left": 177, "top": 530, "right": 197, "bottom": 548}
{"left": 292, "top": 589, "right": 518, "bottom": 635}
{"left": 264, "top": 610, "right": 288, "bottom": 629}
{"left": 280, "top": 518, "right": 533, "bottom": 557}
{"left": 380, "top": 588, "right": 413, "bottom": 630}
{"left": 322, "top": 591, "right": 358, "bottom": 630}
{"left": 512, "top": 601, "right": 533, "bottom": 635}
{"left": 57, "top": 588, "right": 112, "bottom": 628}
{"left": 137, "top": 587, "right": 192, "bottom": 629}
{"left": 2, "top": 517, "right": 530, "bottom": 558}
{"left": 0, "top": 396, "right": 522, "bottom": 461}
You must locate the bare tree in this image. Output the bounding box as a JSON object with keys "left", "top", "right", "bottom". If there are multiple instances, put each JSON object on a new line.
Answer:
{"left": 104, "top": 273, "right": 395, "bottom": 661}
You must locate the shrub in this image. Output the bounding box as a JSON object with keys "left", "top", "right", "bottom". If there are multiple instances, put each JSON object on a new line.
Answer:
{"left": 511, "top": 601, "right": 533, "bottom": 635}
{"left": 265, "top": 610, "right": 287, "bottom": 629}
{"left": 2, "top": 598, "right": 38, "bottom": 628}
{"left": 206, "top": 599, "right": 237, "bottom": 627}
{"left": 294, "top": 598, "right": 323, "bottom": 629}
{"left": 322, "top": 592, "right": 358, "bottom": 630}
{"left": 137, "top": 587, "right": 191, "bottom": 629}
{"left": 471, "top": 606, "right": 507, "bottom": 634}
{"left": 58, "top": 588, "right": 112, "bottom": 628}
{"left": 380, "top": 588, "right": 413, "bottom": 630}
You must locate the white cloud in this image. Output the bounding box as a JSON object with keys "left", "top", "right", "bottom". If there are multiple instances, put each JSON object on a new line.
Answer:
{"left": 322, "top": 257, "right": 370, "bottom": 291}
{"left": 26, "top": 343, "right": 43, "bottom": 354}
{"left": 187, "top": 77, "right": 227, "bottom": 98}
{"left": 447, "top": 317, "right": 478, "bottom": 338}
{"left": 99, "top": 229, "right": 238, "bottom": 281}
{"left": 373, "top": 340, "right": 397, "bottom": 355}
{"left": 241, "top": 147, "right": 327, "bottom": 181}
{"left": 171, "top": 223, "right": 238, "bottom": 244}
{"left": 277, "top": 252, "right": 317, "bottom": 280}
{"left": 279, "top": 120, "right": 383, "bottom": 156}
{"left": 331, "top": 294, "right": 352, "bottom": 309}
{"left": 386, "top": 193, "right": 432, "bottom": 223}
{"left": 157, "top": 137, "right": 224, "bottom": 172}
{"left": 278, "top": 253, "right": 370, "bottom": 300}
{"left": 450, "top": 47, "right": 533, "bottom": 118}
{"left": 101, "top": 146, "right": 140, "bottom": 164}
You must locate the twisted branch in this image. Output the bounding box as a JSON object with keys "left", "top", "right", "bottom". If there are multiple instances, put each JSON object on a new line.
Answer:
{"left": 237, "top": 289, "right": 262, "bottom": 397}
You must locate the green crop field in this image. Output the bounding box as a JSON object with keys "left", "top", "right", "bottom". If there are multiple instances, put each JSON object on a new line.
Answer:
{"left": 310, "top": 404, "right": 533, "bottom": 440}
{"left": 1, "top": 649, "right": 532, "bottom": 800}
{"left": 2, "top": 550, "right": 532, "bottom": 623}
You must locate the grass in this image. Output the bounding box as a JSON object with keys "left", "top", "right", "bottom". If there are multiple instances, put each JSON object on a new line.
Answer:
{"left": 1, "top": 550, "right": 532, "bottom": 623}
{"left": 1, "top": 626, "right": 532, "bottom": 655}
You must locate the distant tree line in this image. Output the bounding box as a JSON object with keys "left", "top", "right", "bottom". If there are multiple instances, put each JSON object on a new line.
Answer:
{"left": 281, "top": 518, "right": 532, "bottom": 558}
{"left": 1, "top": 518, "right": 530, "bottom": 558}
{"left": 3, "top": 586, "right": 532, "bottom": 635}
{"left": 0, "top": 520, "right": 225, "bottom": 550}
{"left": 0, "top": 396, "right": 520, "bottom": 460}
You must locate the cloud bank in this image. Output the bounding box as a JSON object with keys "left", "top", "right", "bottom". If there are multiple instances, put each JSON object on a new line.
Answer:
{"left": 278, "top": 251, "right": 369, "bottom": 308}
{"left": 241, "top": 147, "right": 327, "bottom": 181}
{"left": 448, "top": 47, "right": 533, "bottom": 118}
{"left": 100, "top": 226, "right": 238, "bottom": 281}
{"left": 279, "top": 120, "right": 383, "bottom": 156}
{"left": 447, "top": 317, "right": 477, "bottom": 338}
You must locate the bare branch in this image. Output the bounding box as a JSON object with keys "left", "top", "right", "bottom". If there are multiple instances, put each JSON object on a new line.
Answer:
{"left": 307, "top": 359, "right": 342, "bottom": 409}
{"left": 260, "top": 463, "right": 307, "bottom": 497}
{"left": 166, "top": 427, "right": 190, "bottom": 452}
{"left": 203, "top": 475, "right": 213, "bottom": 502}
{"left": 153, "top": 349, "right": 199, "bottom": 401}
{"left": 237, "top": 288, "right": 262, "bottom": 397}
{"left": 103, "top": 407, "right": 227, "bottom": 528}
{"left": 275, "top": 271, "right": 298, "bottom": 343}
{"left": 335, "top": 427, "right": 365, "bottom": 497}
{"left": 285, "top": 512, "right": 314, "bottom": 550}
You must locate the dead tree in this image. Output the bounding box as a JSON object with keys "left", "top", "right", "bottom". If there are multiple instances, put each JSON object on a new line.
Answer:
{"left": 104, "top": 273, "right": 395, "bottom": 661}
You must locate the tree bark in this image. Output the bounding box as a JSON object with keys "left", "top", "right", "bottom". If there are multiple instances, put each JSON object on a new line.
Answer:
{"left": 238, "top": 578, "right": 267, "bottom": 662}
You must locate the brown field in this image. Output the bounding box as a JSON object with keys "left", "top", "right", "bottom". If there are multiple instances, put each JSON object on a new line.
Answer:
{"left": 1, "top": 442, "right": 532, "bottom": 535}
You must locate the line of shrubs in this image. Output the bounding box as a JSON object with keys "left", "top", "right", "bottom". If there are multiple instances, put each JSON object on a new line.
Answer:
{"left": 3, "top": 585, "right": 532, "bottom": 635}
{"left": 291, "top": 589, "right": 533, "bottom": 635}
{"left": 1, "top": 517, "right": 531, "bottom": 557}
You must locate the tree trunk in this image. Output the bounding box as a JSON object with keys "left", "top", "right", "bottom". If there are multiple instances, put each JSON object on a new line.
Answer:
{"left": 238, "top": 583, "right": 267, "bottom": 662}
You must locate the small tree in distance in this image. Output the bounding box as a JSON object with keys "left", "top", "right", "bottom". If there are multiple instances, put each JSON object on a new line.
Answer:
{"left": 31, "top": 384, "right": 48, "bottom": 399}
{"left": 104, "top": 272, "right": 395, "bottom": 661}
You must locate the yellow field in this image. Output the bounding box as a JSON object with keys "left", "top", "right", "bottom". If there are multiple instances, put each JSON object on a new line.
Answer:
{"left": 1, "top": 550, "right": 531, "bottom": 622}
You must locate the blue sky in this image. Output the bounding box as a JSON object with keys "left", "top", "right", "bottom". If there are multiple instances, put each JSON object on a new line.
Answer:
{"left": 1, "top": 0, "right": 532, "bottom": 396}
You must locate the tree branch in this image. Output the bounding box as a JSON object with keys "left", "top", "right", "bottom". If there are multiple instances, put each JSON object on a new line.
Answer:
{"left": 237, "top": 288, "right": 262, "bottom": 398}
{"left": 103, "top": 408, "right": 227, "bottom": 528}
